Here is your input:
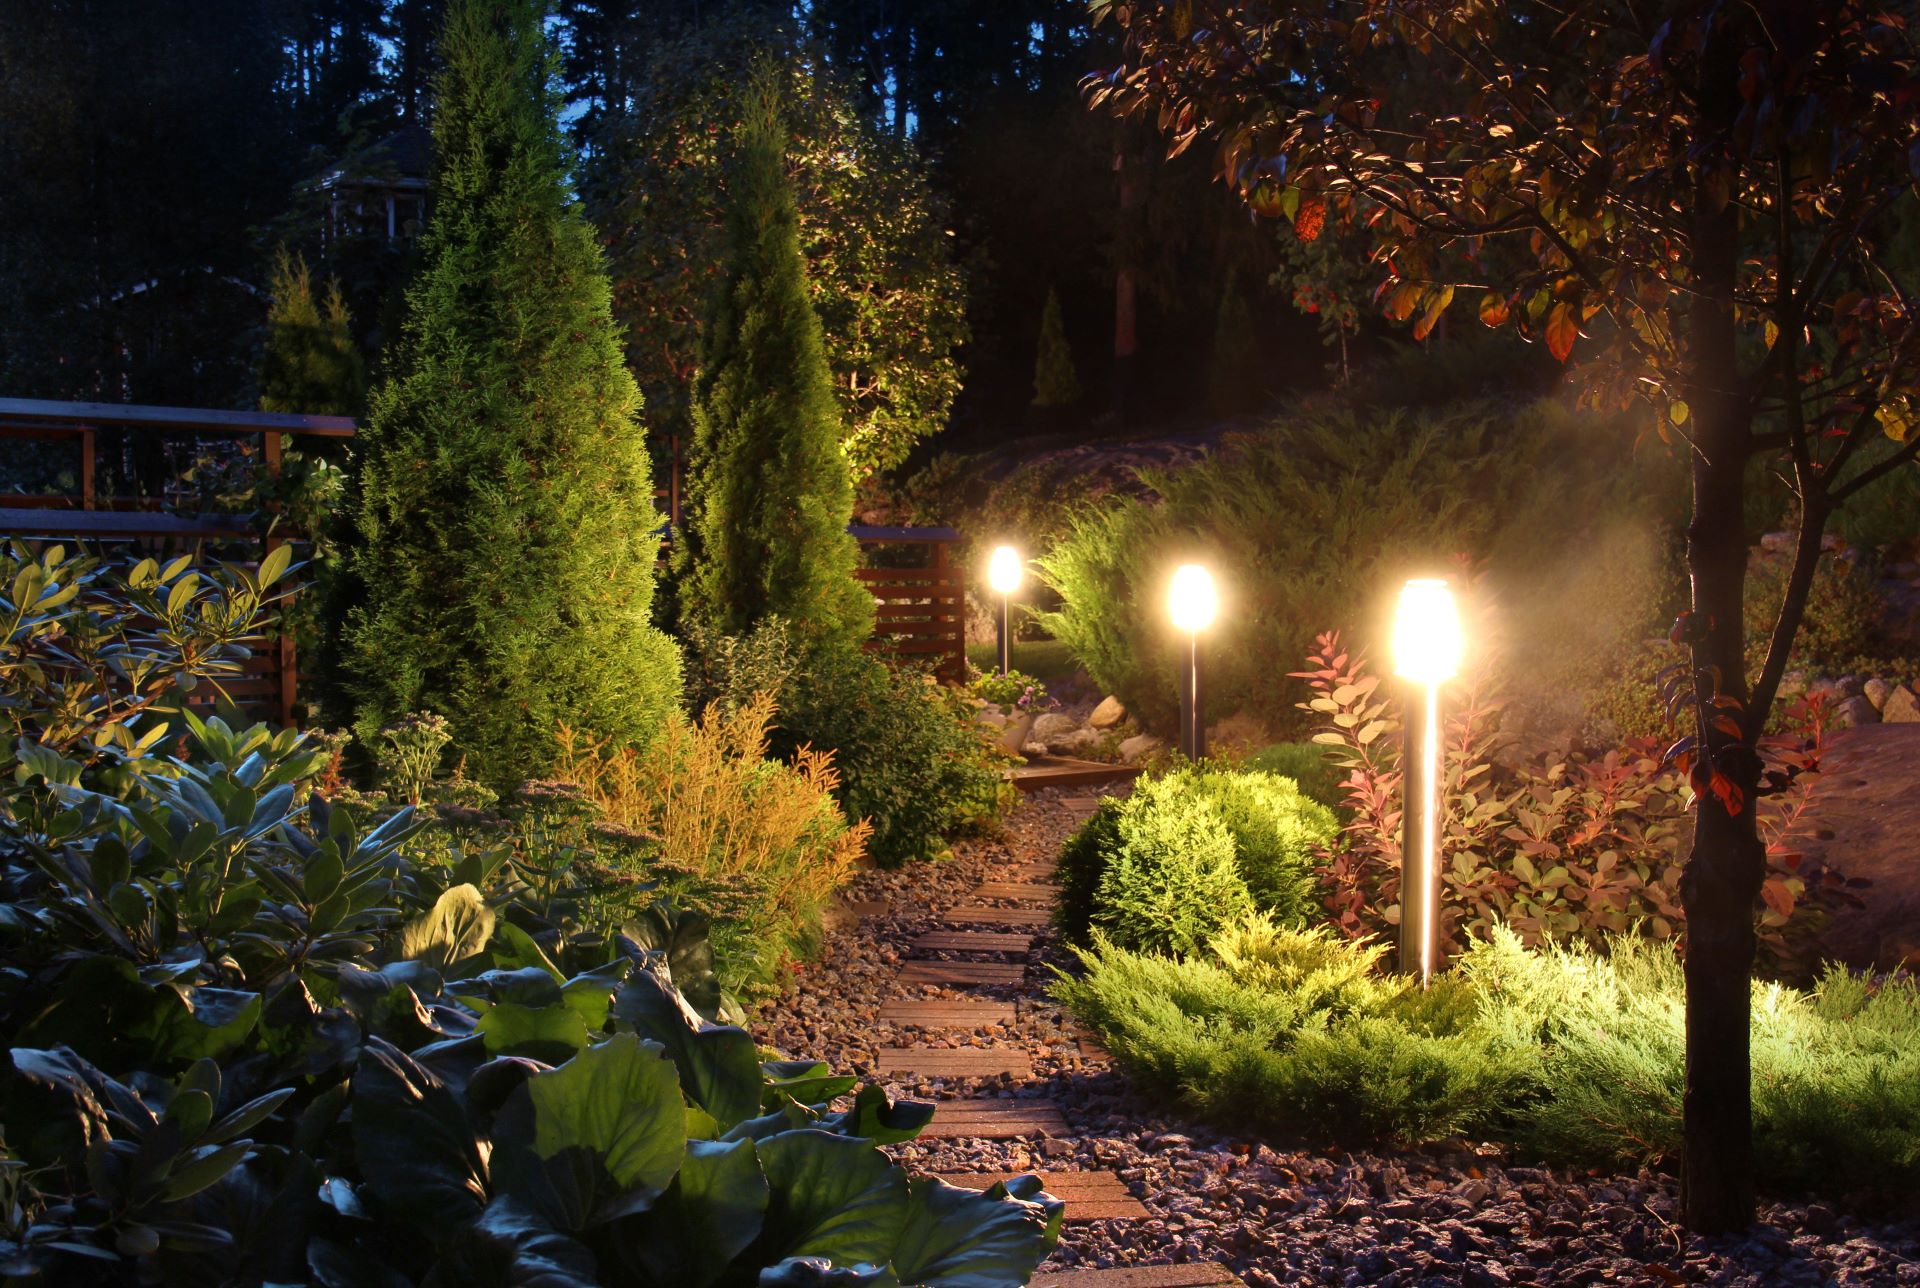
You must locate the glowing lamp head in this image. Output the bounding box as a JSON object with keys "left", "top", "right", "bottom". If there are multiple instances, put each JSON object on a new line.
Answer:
{"left": 1168, "top": 564, "right": 1219, "bottom": 633}
{"left": 987, "top": 545, "right": 1023, "bottom": 595}
{"left": 1392, "top": 578, "right": 1463, "bottom": 685}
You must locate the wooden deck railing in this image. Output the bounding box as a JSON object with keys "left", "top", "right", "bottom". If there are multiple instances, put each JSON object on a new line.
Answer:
{"left": 0, "top": 399, "right": 972, "bottom": 724}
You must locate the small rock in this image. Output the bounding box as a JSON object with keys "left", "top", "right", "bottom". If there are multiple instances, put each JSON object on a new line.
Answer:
{"left": 1865, "top": 677, "right": 1894, "bottom": 710}
{"left": 1031, "top": 712, "right": 1078, "bottom": 742}
{"left": 1088, "top": 695, "right": 1128, "bottom": 729}
{"left": 1048, "top": 727, "right": 1106, "bottom": 757}
{"left": 1837, "top": 694, "right": 1881, "bottom": 728}
{"left": 1883, "top": 685, "right": 1920, "bottom": 723}
{"left": 1119, "top": 733, "right": 1164, "bottom": 764}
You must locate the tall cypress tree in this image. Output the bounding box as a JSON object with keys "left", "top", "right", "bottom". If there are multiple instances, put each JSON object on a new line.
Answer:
{"left": 341, "top": 0, "right": 679, "bottom": 787}
{"left": 677, "top": 68, "right": 871, "bottom": 653}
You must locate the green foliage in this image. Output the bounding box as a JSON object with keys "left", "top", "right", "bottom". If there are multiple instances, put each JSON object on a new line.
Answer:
{"left": 259, "top": 247, "right": 365, "bottom": 417}
{"left": 373, "top": 711, "right": 454, "bottom": 806}
{"left": 1036, "top": 398, "right": 1671, "bottom": 733}
{"left": 971, "top": 667, "right": 1054, "bottom": 716}
{"left": 1746, "top": 543, "right": 1891, "bottom": 673}
{"left": 1054, "top": 918, "right": 1522, "bottom": 1146}
{"left": 1243, "top": 741, "right": 1344, "bottom": 811}
{"left": 769, "top": 643, "right": 1014, "bottom": 868}
{"left": 1031, "top": 286, "right": 1081, "bottom": 409}
{"left": 585, "top": 16, "right": 966, "bottom": 478}
{"left": 1055, "top": 766, "right": 1335, "bottom": 954}
{"left": 686, "top": 620, "right": 1015, "bottom": 868}
{"left": 1060, "top": 919, "right": 1920, "bottom": 1192}
{"left": 340, "top": 0, "right": 680, "bottom": 789}
{"left": 0, "top": 555, "right": 1060, "bottom": 1282}
{"left": 677, "top": 69, "right": 871, "bottom": 654}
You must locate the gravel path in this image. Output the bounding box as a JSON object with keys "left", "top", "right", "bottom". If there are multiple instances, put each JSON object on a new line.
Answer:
{"left": 752, "top": 790, "right": 1920, "bottom": 1288}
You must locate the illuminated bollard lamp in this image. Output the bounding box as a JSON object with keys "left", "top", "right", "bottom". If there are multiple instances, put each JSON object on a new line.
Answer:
{"left": 1167, "top": 564, "right": 1218, "bottom": 761}
{"left": 1391, "top": 578, "right": 1464, "bottom": 985}
{"left": 987, "top": 546, "right": 1023, "bottom": 676}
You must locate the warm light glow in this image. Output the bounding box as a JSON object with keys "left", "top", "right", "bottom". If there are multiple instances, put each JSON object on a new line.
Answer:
{"left": 1168, "top": 564, "right": 1218, "bottom": 633}
{"left": 987, "top": 545, "right": 1024, "bottom": 595}
{"left": 1391, "top": 578, "right": 1463, "bottom": 685}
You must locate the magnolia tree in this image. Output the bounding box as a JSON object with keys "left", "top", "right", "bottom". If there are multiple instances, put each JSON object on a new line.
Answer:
{"left": 1086, "top": 0, "right": 1920, "bottom": 1232}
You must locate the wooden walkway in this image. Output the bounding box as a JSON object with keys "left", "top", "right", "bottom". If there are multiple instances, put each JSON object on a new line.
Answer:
{"left": 1011, "top": 755, "right": 1142, "bottom": 793}
{"left": 867, "top": 790, "right": 1243, "bottom": 1288}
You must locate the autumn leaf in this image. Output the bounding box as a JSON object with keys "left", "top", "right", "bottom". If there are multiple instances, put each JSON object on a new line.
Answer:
{"left": 1413, "top": 285, "right": 1454, "bottom": 340}
{"left": 1545, "top": 300, "right": 1580, "bottom": 362}
{"left": 1293, "top": 195, "right": 1326, "bottom": 242}
{"left": 1479, "top": 291, "right": 1510, "bottom": 327}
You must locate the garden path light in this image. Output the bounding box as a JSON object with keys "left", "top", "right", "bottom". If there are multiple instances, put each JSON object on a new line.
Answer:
{"left": 987, "top": 545, "right": 1023, "bottom": 675}
{"left": 1392, "top": 577, "right": 1462, "bottom": 985}
{"left": 1168, "top": 563, "right": 1217, "bottom": 760}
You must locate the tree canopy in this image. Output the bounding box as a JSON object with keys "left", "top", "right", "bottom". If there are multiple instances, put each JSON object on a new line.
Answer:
{"left": 1086, "top": 0, "right": 1920, "bottom": 1234}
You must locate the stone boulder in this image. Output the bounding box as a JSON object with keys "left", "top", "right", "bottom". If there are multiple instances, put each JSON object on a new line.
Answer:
{"left": 1797, "top": 723, "right": 1920, "bottom": 969}
{"left": 1204, "top": 711, "right": 1270, "bottom": 754}
{"left": 1048, "top": 727, "right": 1106, "bottom": 758}
{"left": 1837, "top": 694, "right": 1880, "bottom": 728}
{"left": 1031, "top": 712, "right": 1078, "bottom": 743}
{"left": 1883, "top": 685, "right": 1920, "bottom": 724}
{"left": 1089, "top": 695, "right": 1127, "bottom": 730}
{"left": 1119, "top": 733, "right": 1165, "bottom": 764}
{"left": 1864, "top": 677, "right": 1894, "bottom": 711}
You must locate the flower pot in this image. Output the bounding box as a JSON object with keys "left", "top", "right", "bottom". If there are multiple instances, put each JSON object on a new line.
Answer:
{"left": 998, "top": 711, "right": 1036, "bottom": 756}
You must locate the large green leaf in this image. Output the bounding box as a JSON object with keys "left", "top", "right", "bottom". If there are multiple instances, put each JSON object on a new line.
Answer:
{"left": 759, "top": 1258, "right": 901, "bottom": 1287}
{"left": 400, "top": 884, "right": 496, "bottom": 971}
{"left": 609, "top": 1137, "right": 768, "bottom": 1288}
{"left": 422, "top": 1197, "right": 598, "bottom": 1288}
{"left": 613, "top": 970, "right": 762, "bottom": 1129}
{"left": 754, "top": 1130, "right": 910, "bottom": 1268}
{"left": 471, "top": 1002, "right": 592, "bottom": 1060}
{"left": 623, "top": 901, "right": 725, "bottom": 1020}
{"left": 889, "top": 1177, "right": 1062, "bottom": 1288}
{"left": 815, "top": 1085, "right": 935, "bottom": 1146}
{"left": 349, "top": 1038, "right": 488, "bottom": 1231}
{"left": 761, "top": 1060, "right": 859, "bottom": 1110}
{"left": 490, "top": 1034, "right": 685, "bottom": 1232}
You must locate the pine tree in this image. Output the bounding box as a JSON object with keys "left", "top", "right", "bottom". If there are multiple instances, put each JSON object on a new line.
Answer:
{"left": 340, "top": 0, "right": 680, "bottom": 788}
{"left": 677, "top": 68, "right": 871, "bottom": 654}
{"left": 260, "top": 248, "right": 366, "bottom": 416}
{"left": 1031, "top": 285, "right": 1081, "bottom": 408}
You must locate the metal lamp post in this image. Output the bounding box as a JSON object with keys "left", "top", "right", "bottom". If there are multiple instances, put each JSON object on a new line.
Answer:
{"left": 1390, "top": 577, "right": 1464, "bottom": 986}
{"left": 1167, "top": 563, "right": 1218, "bottom": 761}
{"left": 987, "top": 546, "right": 1023, "bottom": 675}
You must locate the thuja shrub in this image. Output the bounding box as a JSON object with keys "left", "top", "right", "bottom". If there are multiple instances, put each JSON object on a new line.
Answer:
{"left": 341, "top": 0, "right": 680, "bottom": 787}
{"left": 554, "top": 693, "right": 869, "bottom": 996}
{"left": 1055, "top": 765, "right": 1337, "bottom": 953}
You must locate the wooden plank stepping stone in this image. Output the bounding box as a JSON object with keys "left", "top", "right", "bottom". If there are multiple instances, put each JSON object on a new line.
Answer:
{"left": 912, "top": 930, "right": 1033, "bottom": 954}
{"left": 1006, "top": 864, "right": 1059, "bottom": 881}
{"left": 847, "top": 900, "right": 891, "bottom": 918}
{"left": 899, "top": 960, "right": 1026, "bottom": 986}
{"left": 1033, "top": 1265, "right": 1243, "bottom": 1288}
{"left": 972, "top": 881, "right": 1058, "bottom": 901}
{"left": 877, "top": 1047, "right": 1032, "bottom": 1078}
{"left": 878, "top": 999, "right": 1018, "bottom": 1027}
{"left": 946, "top": 905, "right": 1049, "bottom": 926}
{"left": 931, "top": 1171, "right": 1148, "bottom": 1221}
{"left": 1061, "top": 794, "right": 1104, "bottom": 813}
{"left": 919, "top": 1098, "right": 1069, "bottom": 1139}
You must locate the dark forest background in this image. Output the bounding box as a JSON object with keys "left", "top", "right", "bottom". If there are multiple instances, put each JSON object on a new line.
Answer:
{"left": 0, "top": 0, "right": 1350, "bottom": 456}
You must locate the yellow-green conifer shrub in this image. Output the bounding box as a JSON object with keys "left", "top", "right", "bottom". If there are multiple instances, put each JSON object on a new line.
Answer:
{"left": 341, "top": 0, "right": 680, "bottom": 788}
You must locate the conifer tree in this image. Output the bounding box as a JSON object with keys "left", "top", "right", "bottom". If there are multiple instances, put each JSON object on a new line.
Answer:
{"left": 1031, "top": 286, "right": 1081, "bottom": 408}
{"left": 677, "top": 69, "right": 871, "bottom": 653}
{"left": 340, "top": 0, "right": 679, "bottom": 787}
{"left": 260, "top": 248, "right": 366, "bottom": 416}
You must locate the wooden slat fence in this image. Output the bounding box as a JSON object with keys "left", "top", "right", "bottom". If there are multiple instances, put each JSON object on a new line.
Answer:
{"left": 850, "top": 525, "right": 967, "bottom": 682}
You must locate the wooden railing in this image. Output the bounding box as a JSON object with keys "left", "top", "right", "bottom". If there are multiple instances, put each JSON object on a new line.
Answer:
{"left": 0, "top": 399, "right": 973, "bottom": 724}
{"left": 0, "top": 398, "right": 354, "bottom": 727}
